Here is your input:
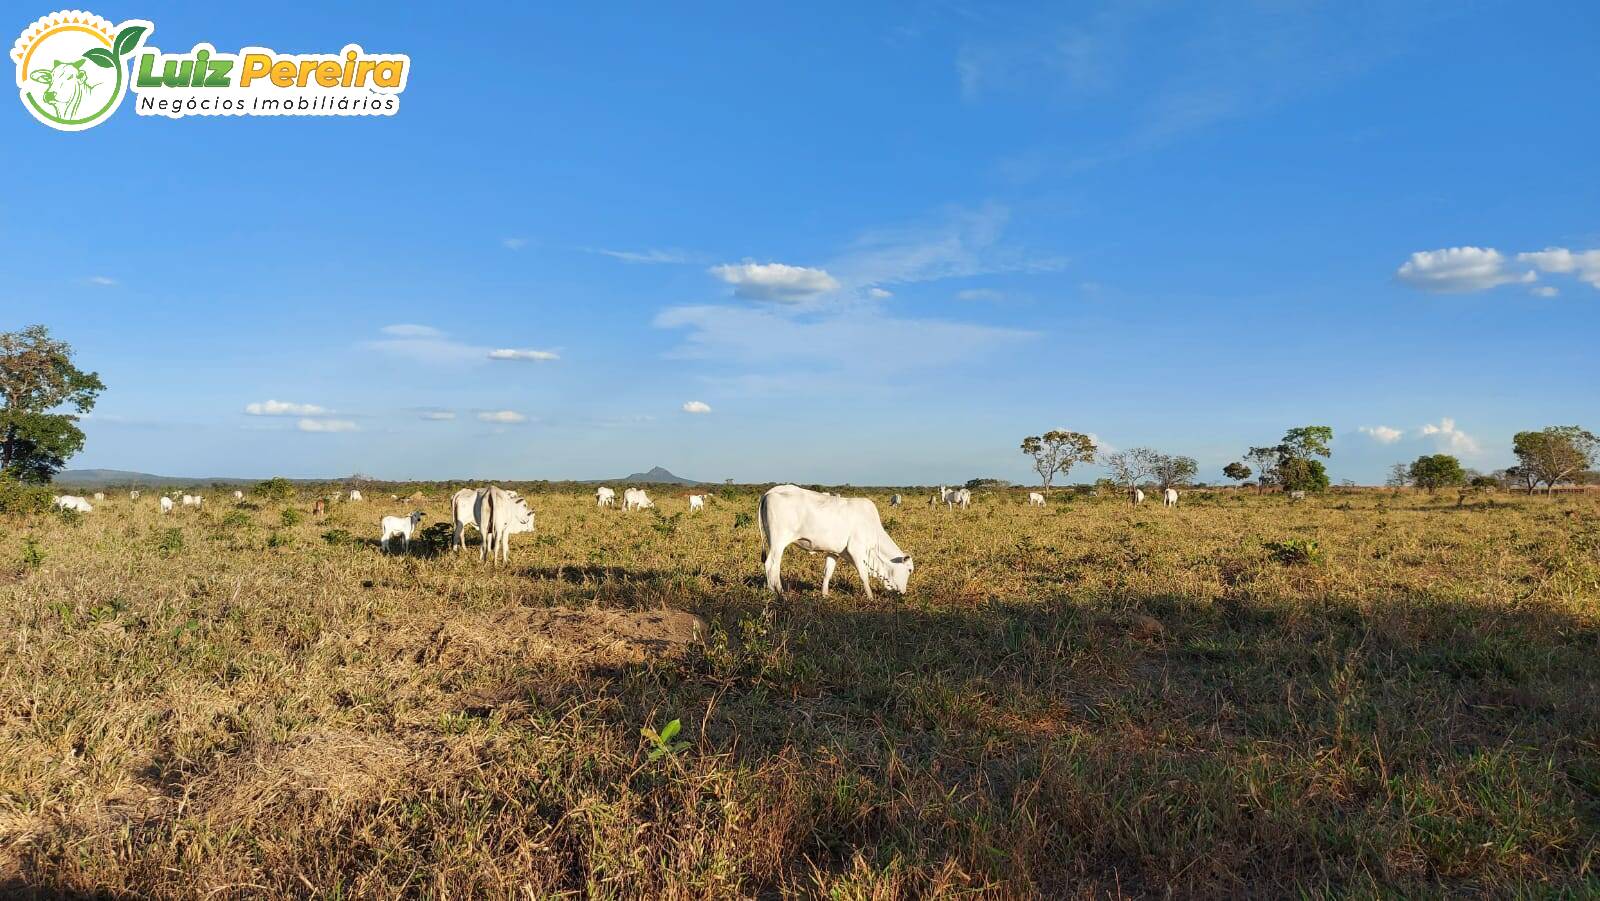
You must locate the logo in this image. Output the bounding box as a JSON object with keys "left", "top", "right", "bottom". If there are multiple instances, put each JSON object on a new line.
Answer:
{"left": 13, "top": 9, "right": 409, "bottom": 131}
{"left": 12, "top": 10, "right": 148, "bottom": 130}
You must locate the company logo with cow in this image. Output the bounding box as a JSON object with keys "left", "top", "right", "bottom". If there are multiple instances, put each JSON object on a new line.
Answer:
{"left": 13, "top": 9, "right": 409, "bottom": 132}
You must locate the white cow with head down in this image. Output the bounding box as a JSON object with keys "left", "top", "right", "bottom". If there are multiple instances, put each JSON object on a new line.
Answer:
{"left": 53, "top": 495, "right": 92, "bottom": 513}
{"left": 596, "top": 486, "right": 616, "bottom": 508}
{"left": 1028, "top": 491, "right": 1045, "bottom": 507}
{"left": 688, "top": 494, "right": 705, "bottom": 512}
{"left": 622, "top": 487, "right": 654, "bottom": 512}
{"left": 759, "top": 484, "right": 913, "bottom": 600}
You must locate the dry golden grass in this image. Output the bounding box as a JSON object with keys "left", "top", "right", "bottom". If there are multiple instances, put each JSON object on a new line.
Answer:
{"left": 1, "top": 485, "right": 1596, "bottom": 897}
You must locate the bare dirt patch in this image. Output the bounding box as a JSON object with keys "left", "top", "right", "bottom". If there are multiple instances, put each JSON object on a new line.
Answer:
{"left": 398, "top": 605, "right": 706, "bottom": 671}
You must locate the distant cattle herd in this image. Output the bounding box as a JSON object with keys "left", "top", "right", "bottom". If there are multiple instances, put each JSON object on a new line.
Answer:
{"left": 47, "top": 482, "right": 1197, "bottom": 597}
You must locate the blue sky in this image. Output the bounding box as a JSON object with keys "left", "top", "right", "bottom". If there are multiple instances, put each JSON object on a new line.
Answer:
{"left": 6, "top": 1, "right": 1598, "bottom": 485}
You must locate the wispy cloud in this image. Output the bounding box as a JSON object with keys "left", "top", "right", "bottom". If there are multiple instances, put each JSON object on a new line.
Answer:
{"left": 86, "top": 275, "right": 118, "bottom": 286}
{"left": 487, "top": 348, "right": 560, "bottom": 362}
{"left": 709, "top": 261, "right": 841, "bottom": 301}
{"left": 477, "top": 410, "right": 527, "bottom": 424}
{"left": 245, "top": 400, "right": 329, "bottom": 416}
{"left": 1517, "top": 247, "right": 1600, "bottom": 290}
{"left": 501, "top": 237, "right": 529, "bottom": 250}
{"left": 1395, "top": 247, "right": 1534, "bottom": 293}
{"left": 1419, "top": 417, "right": 1480, "bottom": 455}
{"left": 298, "top": 418, "right": 357, "bottom": 433}
{"left": 681, "top": 400, "right": 712, "bottom": 414}
{"left": 418, "top": 409, "right": 456, "bottom": 421}
{"left": 827, "top": 204, "right": 1063, "bottom": 290}
{"left": 380, "top": 324, "right": 444, "bottom": 338}
{"left": 955, "top": 288, "right": 1004, "bottom": 302}
{"left": 1358, "top": 425, "right": 1403, "bottom": 444}
{"left": 588, "top": 247, "right": 694, "bottom": 265}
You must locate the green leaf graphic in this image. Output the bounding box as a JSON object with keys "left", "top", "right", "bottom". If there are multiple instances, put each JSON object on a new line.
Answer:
{"left": 113, "top": 25, "right": 147, "bottom": 58}
{"left": 82, "top": 48, "right": 115, "bottom": 68}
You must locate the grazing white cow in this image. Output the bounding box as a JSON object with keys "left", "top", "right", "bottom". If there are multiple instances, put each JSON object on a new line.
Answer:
{"left": 129, "top": 490, "right": 141, "bottom": 500}
{"left": 945, "top": 487, "right": 972, "bottom": 509}
{"left": 53, "top": 495, "right": 92, "bottom": 513}
{"left": 92, "top": 492, "right": 105, "bottom": 502}
{"left": 688, "top": 494, "right": 705, "bottom": 512}
{"left": 348, "top": 490, "right": 363, "bottom": 502}
{"left": 890, "top": 494, "right": 902, "bottom": 507}
{"left": 1131, "top": 488, "right": 1145, "bottom": 506}
{"left": 451, "top": 487, "right": 485, "bottom": 551}
{"left": 477, "top": 485, "right": 535, "bottom": 564}
{"left": 1289, "top": 490, "right": 1306, "bottom": 502}
{"left": 596, "top": 486, "right": 616, "bottom": 508}
{"left": 1163, "top": 488, "right": 1179, "bottom": 508}
{"left": 759, "top": 484, "right": 913, "bottom": 599}
{"left": 233, "top": 490, "right": 244, "bottom": 501}
{"left": 159, "top": 496, "right": 174, "bottom": 514}
{"left": 380, "top": 511, "right": 425, "bottom": 554}
{"left": 181, "top": 494, "right": 203, "bottom": 508}
{"left": 622, "top": 487, "right": 654, "bottom": 512}
{"left": 1028, "top": 492, "right": 1045, "bottom": 507}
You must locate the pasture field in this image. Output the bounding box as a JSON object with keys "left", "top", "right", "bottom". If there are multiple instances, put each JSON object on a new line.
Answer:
{"left": 1, "top": 486, "right": 1597, "bottom": 897}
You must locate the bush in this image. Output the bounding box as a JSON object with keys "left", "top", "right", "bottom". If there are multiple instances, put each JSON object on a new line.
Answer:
{"left": 156, "top": 529, "right": 183, "bottom": 555}
{"left": 221, "top": 510, "right": 252, "bottom": 529}
{"left": 0, "top": 478, "right": 53, "bottom": 515}
{"left": 1264, "top": 538, "right": 1323, "bottom": 566}
{"left": 281, "top": 508, "right": 303, "bottom": 527}
{"left": 252, "top": 477, "right": 296, "bottom": 503}
{"left": 267, "top": 532, "right": 293, "bottom": 548}
{"left": 322, "top": 529, "right": 353, "bottom": 546}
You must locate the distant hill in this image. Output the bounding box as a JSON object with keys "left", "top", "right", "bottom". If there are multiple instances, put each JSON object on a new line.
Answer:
{"left": 53, "top": 469, "right": 256, "bottom": 487}
{"left": 615, "top": 466, "right": 703, "bottom": 486}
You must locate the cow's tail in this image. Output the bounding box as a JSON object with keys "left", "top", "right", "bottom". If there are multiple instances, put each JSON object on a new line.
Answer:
{"left": 757, "top": 491, "right": 771, "bottom": 565}
{"left": 483, "top": 487, "right": 497, "bottom": 558}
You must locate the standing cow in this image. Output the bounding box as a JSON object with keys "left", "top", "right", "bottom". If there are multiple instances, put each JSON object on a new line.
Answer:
{"left": 1131, "top": 488, "right": 1145, "bottom": 506}
{"left": 596, "top": 486, "right": 616, "bottom": 508}
{"left": 380, "top": 512, "right": 425, "bottom": 554}
{"left": 622, "top": 487, "right": 654, "bottom": 512}
{"left": 688, "top": 494, "right": 705, "bottom": 512}
{"left": 159, "top": 496, "right": 173, "bottom": 514}
{"left": 759, "top": 485, "right": 913, "bottom": 600}
{"left": 890, "top": 494, "right": 902, "bottom": 507}
{"left": 476, "top": 486, "right": 535, "bottom": 564}
{"left": 1163, "top": 488, "right": 1179, "bottom": 507}
{"left": 1028, "top": 492, "right": 1045, "bottom": 507}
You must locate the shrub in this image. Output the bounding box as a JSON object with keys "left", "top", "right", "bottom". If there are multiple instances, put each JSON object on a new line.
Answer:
{"left": 20, "top": 537, "right": 43, "bottom": 569}
{"left": 281, "top": 508, "right": 303, "bottom": 527}
{"left": 267, "top": 532, "right": 293, "bottom": 548}
{"left": 0, "top": 478, "right": 53, "bottom": 515}
{"left": 221, "top": 510, "right": 252, "bottom": 529}
{"left": 322, "top": 529, "right": 352, "bottom": 546}
{"left": 1264, "top": 538, "right": 1322, "bottom": 566}
{"left": 156, "top": 529, "right": 183, "bottom": 555}
{"left": 733, "top": 511, "right": 754, "bottom": 530}
{"left": 252, "top": 477, "right": 296, "bottom": 503}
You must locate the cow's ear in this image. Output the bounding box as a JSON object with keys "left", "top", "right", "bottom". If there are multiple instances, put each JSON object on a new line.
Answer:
{"left": 29, "top": 69, "right": 51, "bottom": 83}
{"left": 71, "top": 58, "right": 85, "bottom": 69}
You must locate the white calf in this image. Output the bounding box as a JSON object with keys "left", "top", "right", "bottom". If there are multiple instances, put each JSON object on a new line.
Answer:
{"left": 1289, "top": 490, "right": 1306, "bottom": 502}
{"left": 1028, "top": 492, "right": 1045, "bottom": 507}
{"left": 130, "top": 490, "right": 141, "bottom": 499}
{"left": 380, "top": 512, "right": 425, "bottom": 554}
{"left": 1163, "top": 488, "right": 1179, "bottom": 507}
{"left": 181, "top": 494, "right": 203, "bottom": 508}
{"left": 233, "top": 490, "right": 244, "bottom": 501}
{"left": 93, "top": 492, "right": 105, "bottom": 502}
{"left": 688, "top": 494, "right": 705, "bottom": 512}
{"left": 159, "top": 496, "right": 174, "bottom": 514}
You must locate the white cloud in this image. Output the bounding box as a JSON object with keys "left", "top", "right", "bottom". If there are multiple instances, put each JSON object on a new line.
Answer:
{"left": 589, "top": 247, "right": 692, "bottom": 264}
{"left": 681, "top": 400, "right": 712, "bottom": 414}
{"left": 1418, "top": 417, "right": 1479, "bottom": 455}
{"left": 828, "top": 204, "right": 1064, "bottom": 290}
{"left": 866, "top": 287, "right": 893, "bottom": 299}
{"left": 477, "top": 410, "right": 527, "bottom": 424}
{"left": 487, "top": 348, "right": 560, "bottom": 362}
{"left": 709, "top": 261, "right": 841, "bottom": 301}
{"left": 380, "top": 324, "right": 444, "bottom": 338}
{"left": 1395, "top": 247, "right": 1534, "bottom": 293}
{"left": 86, "top": 275, "right": 117, "bottom": 286}
{"left": 956, "top": 288, "right": 1004, "bottom": 302}
{"left": 655, "top": 304, "right": 1036, "bottom": 375}
{"left": 419, "top": 410, "right": 456, "bottom": 421}
{"left": 1517, "top": 247, "right": 1600, "bottom": 289}
{"left": 1358, "top": 425, "right": 1403, "bottom": 444}
{"left": 502, "top": 237, "right": 529, "bottom": 250}
{"left": 298, "top": 418, "right": 357, "bottom": 433}
{"left": 1531, "top": 285, "right": 1560, "bottom": 298}
{"left": 245, "top": 400, "right": 329, "bottom": 417}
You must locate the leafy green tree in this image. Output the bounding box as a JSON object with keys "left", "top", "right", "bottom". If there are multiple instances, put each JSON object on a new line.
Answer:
{"left": 1407, "top": 454, "right": 1466, "bottom": 493}
{"left": 1278, "top": 457, "right": 1330, "bottom": 493}
{"left": 1512, "top": 426, "right": 1599, "bottom": 494}
{"left": 1020, "top": 430, "right": 1096, "bottom": 490}
{"left": 1222, "top": 461, "right": 1251, "bottom": 486}
{"left": 1148, "top": 453, "right": 1198, "bottom": 490}
{"left": 252, "top": 477, "right": 297, "bottom": 502}
{"left": 0, "top": 325, "right": 105, "bottom": 484}
{"left": 1385, "top": 463, "right": 1411, "bottom": 488}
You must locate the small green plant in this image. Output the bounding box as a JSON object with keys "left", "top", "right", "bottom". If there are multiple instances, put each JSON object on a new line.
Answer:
{"left": 1264, "top": 538, "right": 1323, "bottom": 566}
{"left": 56, "top": 507, "right": 82, "bottom": 525}
{"left": 733, "top": 511, "right": 754, "bottom": 530}
{"left": 156, "top": 528, "right": 183, "bottom": 555}
{"left": 280, "top": 508, "right": 303, "bottom": 527}
{"left": 322, "top": 528, "right": 352, "bottom": 546}
{"left": 641, "top": 717, "right": 689, "bottom": 762}
{"left": 20, "top": 537, "right": 43, "bottom": 569}
{"left": 267, "top": 532, "right": 293, "bottom": 548}
{"left": 221, "top": 510, "right": 252, "bottom": 529}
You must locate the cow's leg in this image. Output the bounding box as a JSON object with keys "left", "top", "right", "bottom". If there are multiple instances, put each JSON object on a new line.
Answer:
{"left": 764, "top": 540, "right": 788, "bottom": 594}
{"left": 822, "top": 556, "right": 837, "bottom": 596}
{"left": 382, "top": 535, "right": 390, "bottom": 553}
{"left": 850, "top": 553, "right": 875, "bottom": 602}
